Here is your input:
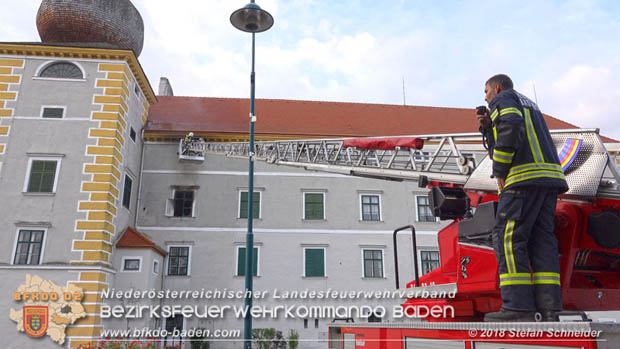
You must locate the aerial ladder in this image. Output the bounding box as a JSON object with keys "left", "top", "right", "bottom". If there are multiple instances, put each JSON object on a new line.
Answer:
{"left": 199, "top": 129, "right": 620, "bottom": 349}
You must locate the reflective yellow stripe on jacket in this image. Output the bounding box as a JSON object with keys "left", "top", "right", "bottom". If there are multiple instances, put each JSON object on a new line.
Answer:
{"left": 505, "top": 162, "right": 565, "bottom": 188}
{"left": 493, "top": 149, "right": 515, "bottom": 164}
{"left": 490, "top": 107, "right": 522, "bottom": 122}
{"left": 524, "top": 108, "right": 545, "bottom": 163}
{"left": 491, "top": 107, "right": 524, "bottom": 141}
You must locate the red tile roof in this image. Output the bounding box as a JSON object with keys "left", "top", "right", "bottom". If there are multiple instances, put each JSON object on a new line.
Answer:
{"left": 116, "top": 227, "right": 166, "bottom": 257}
{"left": 146, "top": 96, "right": 585, "bottom": 139}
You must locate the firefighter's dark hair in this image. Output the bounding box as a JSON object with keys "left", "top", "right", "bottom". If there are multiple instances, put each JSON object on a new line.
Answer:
{"left": 486, "top": 74, "right": 513, "bottom": 90}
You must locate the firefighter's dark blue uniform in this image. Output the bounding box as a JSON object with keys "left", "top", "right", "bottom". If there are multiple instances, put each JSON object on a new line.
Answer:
{"left": 485, "top": 88, "right": 569, "bottom": 312}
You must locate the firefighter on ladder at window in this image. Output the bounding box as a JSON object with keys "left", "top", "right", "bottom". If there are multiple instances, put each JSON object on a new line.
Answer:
{"left": 476, "top": 74, "right": 568, "bottom": 322}
{"left": 182, "top": 132, "right": 195, "bottom": 156}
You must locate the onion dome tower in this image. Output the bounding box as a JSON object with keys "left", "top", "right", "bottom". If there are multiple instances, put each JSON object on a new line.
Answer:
{"left": 36, "top": 0, "right": 144, "bottom": 57}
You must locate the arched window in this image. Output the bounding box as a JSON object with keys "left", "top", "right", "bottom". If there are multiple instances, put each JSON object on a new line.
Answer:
{"left": 39, "top": 62, "right": 83, "bottom": 79}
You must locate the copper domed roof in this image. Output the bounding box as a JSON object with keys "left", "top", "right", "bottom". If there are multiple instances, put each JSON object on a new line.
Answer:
{"left": 36, "top": 0, "right": 144, "bottom": 57}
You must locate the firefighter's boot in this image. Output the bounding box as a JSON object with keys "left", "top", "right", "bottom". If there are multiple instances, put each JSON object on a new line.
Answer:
{"left": 484, "top": 308, "right": 535, "bottom": 322}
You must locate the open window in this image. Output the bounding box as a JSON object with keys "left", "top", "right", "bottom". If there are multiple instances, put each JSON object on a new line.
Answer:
{"left": 165, "top": 187, "right": 197, "bottom": 217}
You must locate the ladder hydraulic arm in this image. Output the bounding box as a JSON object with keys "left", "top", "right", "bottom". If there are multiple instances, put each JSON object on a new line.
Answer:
{"left": 201, "top": 129, "right": 620, "bottom": 200}
{"left": 204, "top": 133, "right": 484, "bottom": 185}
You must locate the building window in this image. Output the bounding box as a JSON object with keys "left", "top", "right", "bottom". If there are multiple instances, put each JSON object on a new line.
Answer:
{"left": 239, "top": 191, "right": 260, "bottom": 219}
{"left": 165, "top": 189, "right": 195, "bottom": 217}
{"left": 363, "top": 249, "right": 383, "bottom": 278}
{"left": 167, "top": 246, "right": 190, "bottom": 276}
{"left": 304, "top": 248, "right": 325, "bottom": 277}
{"left": 122, "top": 174, "right": 133, "bottom": 209}
{"left": 164, "top": 314, "right": 184, "bottom": 345}
{"left": 236, "top": 247, "right": 259, "bottom": 276}
{"left": 153, "top": 260, "right": 160, "bottom": 274}
{"left": 416, "top": 195, "right": 435, "bottom": 222}
{"left": 174, "top": 190, "right": 193, "bottom": 217}
{"left": 304, "top": 192, "right": 325, "bottom": 220}
{"left": 39, "top": 62, "right": 83, "bottom": 79}
{"left": 368, "top": 310, "right": 383, "bottom": 323}
{"left": 303, "top": 319, "right": 308, "bottom": 329}
{"left": 122, "top": 258, "right": 141, "bottom": 272}
{"left": 130, "top": 127, "right": 136, "bottom": 143}
{"left": 315, "top": 319, "right": 319, "bottom": 328}
{"left": 165, "top": 314, "right": 184, "bottom": 332}
{"left": 41, "top": 107, "right": 64, "bottom": 119}
{"left": 165, "top": 188, "right": 197, "bottom": 218}
{"left": 13, "top": 229, "right": 44, "bottom": 265}
{"left": 361, "top": 194, "right": 380, "bottom": 221}
{"left": 25, "top": 158, "right": 61, "bottom": 193}
{"left": 421, "top": 251, "right": 440, "bottom": 275}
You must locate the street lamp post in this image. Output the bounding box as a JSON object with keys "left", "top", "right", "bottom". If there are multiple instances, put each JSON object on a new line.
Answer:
{"left": 230, "top": 2, "right": 273, "bottom": 348}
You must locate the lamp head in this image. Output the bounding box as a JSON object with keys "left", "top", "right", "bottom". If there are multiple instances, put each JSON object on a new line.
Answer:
{"left": 230, "top": 3, "right": 274, "bottom": 33}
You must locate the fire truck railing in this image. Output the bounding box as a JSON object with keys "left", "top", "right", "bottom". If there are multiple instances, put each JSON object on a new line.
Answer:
{"left": 393, "top": 225, "right": 419, "bottom": 290}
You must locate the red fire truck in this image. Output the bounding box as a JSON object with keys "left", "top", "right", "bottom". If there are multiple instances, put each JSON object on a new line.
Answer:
{"left": 204, "top": 129, "right": 620, "bottom": 349}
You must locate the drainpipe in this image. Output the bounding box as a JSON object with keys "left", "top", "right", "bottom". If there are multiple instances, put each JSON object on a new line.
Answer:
{"left": 134, "top": 127, "right": 146, "bottom": 227}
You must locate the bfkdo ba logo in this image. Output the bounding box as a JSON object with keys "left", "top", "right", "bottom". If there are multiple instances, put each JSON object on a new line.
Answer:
{"left": 23, "top": 306, "right": 48, "bottom": 338}
{"left": 10, "top": 275, "right": 87, "bottom": 346}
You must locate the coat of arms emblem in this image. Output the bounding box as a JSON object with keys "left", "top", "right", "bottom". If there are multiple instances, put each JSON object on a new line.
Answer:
{"left": 23, "top": 306, "right": 48, "bottom": 338}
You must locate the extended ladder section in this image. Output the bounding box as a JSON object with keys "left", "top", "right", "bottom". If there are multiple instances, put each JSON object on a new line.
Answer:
{"left": 204, "top": 133, "right": 482, "bottom": 185}
{"left": 202, "top": 129, "right": 620, "bottom": 200}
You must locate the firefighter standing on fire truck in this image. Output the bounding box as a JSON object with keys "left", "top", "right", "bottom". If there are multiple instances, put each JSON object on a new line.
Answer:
{"left": 477, "top": 74, "right": 569, "bottom": 322}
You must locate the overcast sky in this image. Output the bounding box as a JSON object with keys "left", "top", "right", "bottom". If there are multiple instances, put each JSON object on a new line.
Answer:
{"left": 2, "top": 0, "right": 620, "bottom": 139}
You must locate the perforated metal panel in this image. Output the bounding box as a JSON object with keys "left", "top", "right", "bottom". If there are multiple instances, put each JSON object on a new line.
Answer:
{"left": 464, "top": 131, "right": 610, "bottom": 200}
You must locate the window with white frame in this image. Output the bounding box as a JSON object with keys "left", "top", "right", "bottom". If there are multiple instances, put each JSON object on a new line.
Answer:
{"left": 362, "top": 249, "right": 384, "bottom": 278}
{"left": 165, "top": 187, "right": 196, "bottom": 217}
{"left": 122, "top": 174, "right": 133, "bottom": 209}
{"left": 129, "top": 126, "right": 137, "bottom": 143}
{"left": 239, "top": 190, "right": 261, "bottom": 219}
{"left": 360, "top": 194, "right": 381, "bottom": 221}
{"left": 122, "top": 257, "right": 141, "bottom": 272}
{"left": 24, "top": 157, "right": 62, "bottom": 193}
{"left": 165, "top": 313, "right": 184, "bottom": 332}
{"left": 167, "top": 246, "right": 191, "bottom": 276}
{"left": 421, "top": 250, "right": 440, "bottom": 275}
{"left": 416, "top": 195, "right": 435, "bottom": 222}
{"left": 236, "top": 246, "right": 259, "bottom": 276}
{"left": 303, "top": 192, "right": 325, "bottom": 220}
{"left": 164, "top": 314, "right": 184, "bottom": 347}
{"left": 13, "top": 229, "right": 45, "bottom": 265}
{"left": 41, "top": 106, "right": 65, "bottom": 119}
{"left": 153, "top": 260, "right": 160, "bottom": 275}
{"left": 304, "top": 248, "right": 325, "bottom": 277}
